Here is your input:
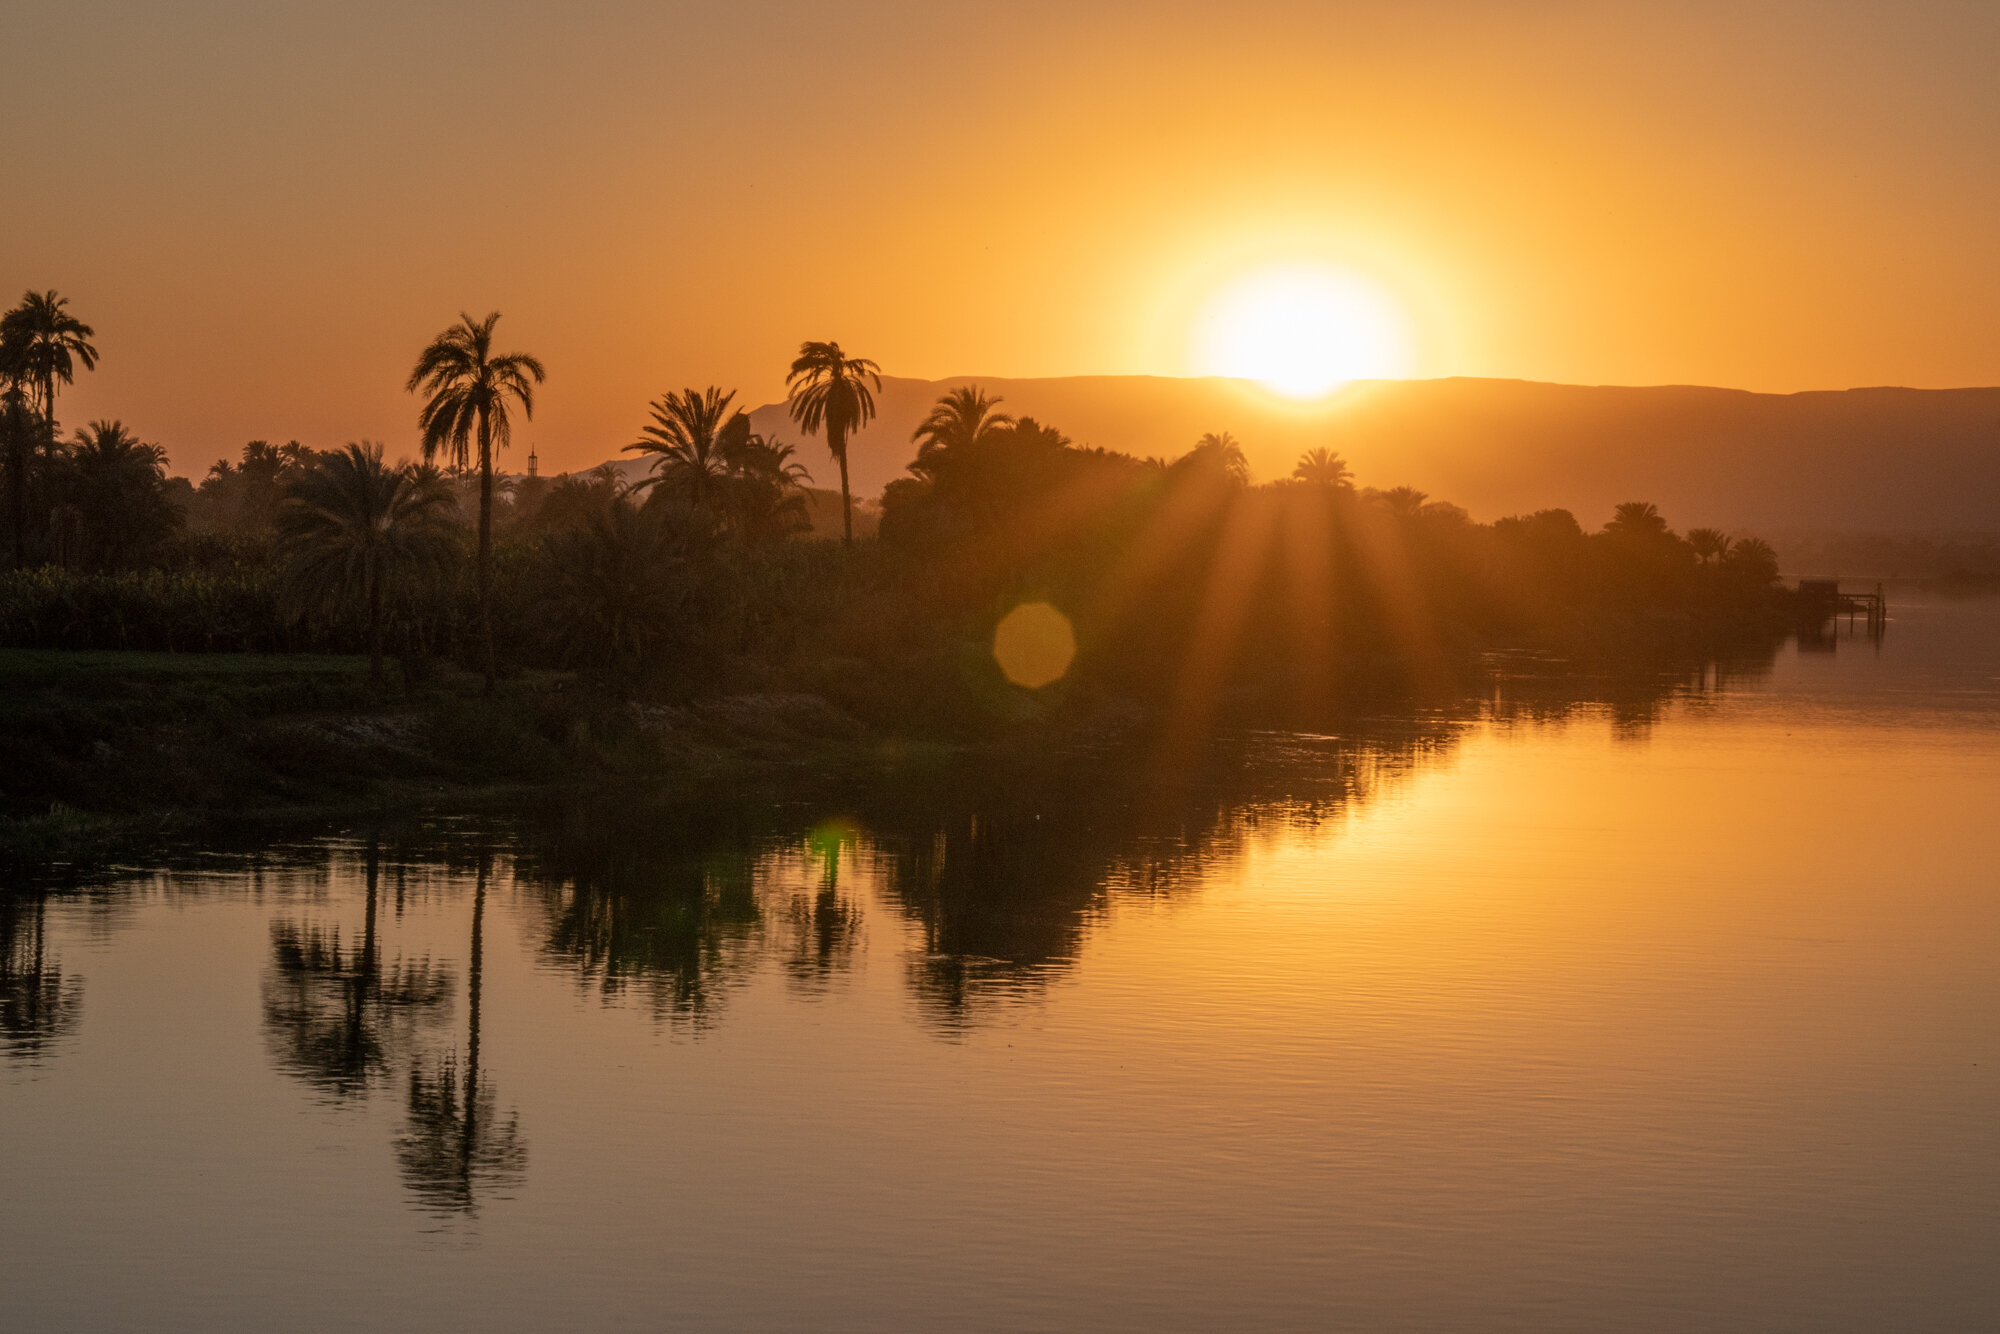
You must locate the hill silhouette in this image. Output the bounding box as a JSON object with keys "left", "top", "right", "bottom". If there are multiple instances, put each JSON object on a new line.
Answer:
{"left": 587, "top": 375, "right": 2000, "bottom": 535}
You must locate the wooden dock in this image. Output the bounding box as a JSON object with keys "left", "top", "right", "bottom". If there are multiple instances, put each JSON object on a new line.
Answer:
{"left": 1796, "top": 578, "right": 1887, "bottom": 645}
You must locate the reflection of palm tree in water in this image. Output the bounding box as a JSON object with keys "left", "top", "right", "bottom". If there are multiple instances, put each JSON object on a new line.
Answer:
{"left": 0, "top": 891, "right": 83, "bottom": 1062}
{"left": 396, "top": 851, "right": 526, "bottom": 1212}
{"left": 263, "top": 840, "right": 450, "bottom": 1098}
{"left": 786, "top": 822, "right": 862, "bottom": 989}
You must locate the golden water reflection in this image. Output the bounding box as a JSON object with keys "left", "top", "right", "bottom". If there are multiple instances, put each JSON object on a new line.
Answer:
{"left": 5, "top": 598, "right": 1999, "bottom": 1328}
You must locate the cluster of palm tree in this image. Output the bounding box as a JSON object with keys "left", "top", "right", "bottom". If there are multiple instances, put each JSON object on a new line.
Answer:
{"left": 1, "top": 291, "right": 100, "bottom": 566}
{"left": 1, "top": 290, "right": 1795, "bottom": 711}
{"left": 624, "top": 385, "right": 813, "bottom": 541}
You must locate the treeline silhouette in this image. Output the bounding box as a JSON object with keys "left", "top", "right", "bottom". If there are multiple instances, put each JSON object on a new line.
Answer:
{"left": 1, "top": 293, "right": 1790, "bottom": 732}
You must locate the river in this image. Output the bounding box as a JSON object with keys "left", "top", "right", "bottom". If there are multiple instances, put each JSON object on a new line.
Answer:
{"left": 5, "top": 594, "right": 1998, "bottom": 1331}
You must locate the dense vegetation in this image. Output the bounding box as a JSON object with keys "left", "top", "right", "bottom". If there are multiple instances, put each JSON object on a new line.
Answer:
{"left": 0, "top": 291, "right": 1792, "bottom": 766}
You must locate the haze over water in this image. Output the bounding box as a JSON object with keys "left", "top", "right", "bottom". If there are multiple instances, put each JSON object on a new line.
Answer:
{"left": 5, "top": 595, "right": 1997, "bottom": 1332}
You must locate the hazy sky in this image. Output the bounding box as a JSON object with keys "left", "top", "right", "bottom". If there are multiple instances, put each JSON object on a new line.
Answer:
{"left": 6, "top": 1, "right": 1997, "bottom": 475}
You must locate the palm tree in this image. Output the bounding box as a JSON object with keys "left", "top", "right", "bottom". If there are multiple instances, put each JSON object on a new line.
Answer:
{"left": 1007, "top": 417, "right": 1071, "bottom": 453}
{"left": 1605, "top": 501, "right": 1669, "bottom": 538}
{"left": 1687, "top": 527, "right": 1731, "bottom": 565}
{"left": 1371, "top": 485, "right": 1429, "bottom": 518}
{"left": 1, "top": 293, "right": 95, "bottom": 567}
{"left": 786, "top": 341, "right": 881, "bottom": 545}
{"left": 1722, "top": 536, "right": 1780, "bottom": 584}
{"left": 909, "top": 386, "right": 1015, "bottom": 480}
{"left": 276, "top": 443, "right": 460, "bottom": 689}
{"left": 714, "top": 423, "right": 813, "bottom": 542}
{"left": 624, "top": 386, "right": 739, "bottom": 511}
{"left": 62, "top": 421, "right": 182, "bottom": 568}
{"left": 0, "top": 381, "right": 35, "bottom": 566}
{"left": 1176, "top": 432, "right": 1250, "bottom": 486}
{"left": 0, "top": 290, "right": 97, "bottom": 435}
{"left": 407, "top": 312, "right": 545, "bottom": 691}
{"left": 1292, "top": 446, "right": 1353, "bottom": 490}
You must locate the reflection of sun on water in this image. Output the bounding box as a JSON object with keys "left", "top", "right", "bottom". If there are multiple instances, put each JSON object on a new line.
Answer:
{"left": 1193, "top": 264, "right": 1411, "bottom": 399}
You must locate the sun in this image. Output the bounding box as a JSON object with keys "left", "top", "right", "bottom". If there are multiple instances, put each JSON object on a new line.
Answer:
{"left": 1192, "top": 265, "right": 1412, "bottom": 399}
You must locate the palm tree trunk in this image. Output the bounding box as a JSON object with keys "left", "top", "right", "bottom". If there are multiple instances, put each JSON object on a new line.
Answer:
{"left": 7, "top": 432, "right": 24, "bottom": 569}
{"left": 476, "top": 410, "right": 496, "bottom": 695}
{"left": 832, "top": 422, "right": 853, "bottom": 545}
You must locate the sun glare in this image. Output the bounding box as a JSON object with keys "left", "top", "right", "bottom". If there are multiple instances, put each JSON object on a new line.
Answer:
{"left": 1193, "top": 266, "right": 1411, "bottom": 399}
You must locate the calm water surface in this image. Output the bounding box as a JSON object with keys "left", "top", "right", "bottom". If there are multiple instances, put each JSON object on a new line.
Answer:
{"left": 5, "top": 596, "right": 1999, "bottom": 1331}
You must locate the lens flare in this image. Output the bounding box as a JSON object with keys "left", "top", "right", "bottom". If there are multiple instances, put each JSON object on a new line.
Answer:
{"left": 994, "top": 602, "right": 1077, "bottom": 688}
{"left": 1193, "top": 265, "right": 1411, "bottom": 399}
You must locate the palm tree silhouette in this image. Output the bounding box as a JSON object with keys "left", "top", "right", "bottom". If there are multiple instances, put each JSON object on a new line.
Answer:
{"left": 275, "top": 443, "right": 460, "bottom": 689}
{"left": 786, "top": 341, "right": 881, "bottom": 545}
{"left": 1292, "top": 446, "right": 1353, "bottom": 490}
{"left": 1687, "top": 527, "right": 1731, "bottom": 565}
{"left": 1178, "top": 432, "right": 1250, "bottom": 486}
{"left": 0, "top": 290, "right": 97, "bottom": 437}
{"left": 1, "top": 382, "right": 37, "bottom": 566}
{"left": 61, "top": 421, "right": 181, "bottom": 568}
{"left": 1605, "top": 501, "right": 1669, "bottom": 538}
{"left": 909, "top": 386, "right": 1015, "bottom": 479}
{"left": 624, "top": 386, "right": 740, "bottom": 511}
{"left": 713, "top": 421, "right": 814, "bottom": 542}
{"left": 1723, "top": 536, "right": 1780, "bottom": 583}
{"left": 407, "top": 312, "right": 545, "bottom": 692}
{"left": 1372, "top": 485, "right": 1429, "bottom": 518}
{"left": 1, "top": 293, "right": 96, "bottom": 568}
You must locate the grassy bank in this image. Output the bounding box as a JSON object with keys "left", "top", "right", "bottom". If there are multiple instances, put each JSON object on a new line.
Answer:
{"left": 0, "top": 649, "right": 940, "bottom": 864}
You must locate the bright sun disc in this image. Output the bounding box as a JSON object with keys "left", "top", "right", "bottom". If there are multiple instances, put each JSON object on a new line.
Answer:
{"left": 1194, "top": 266, "right": 1411, "bottom": 399}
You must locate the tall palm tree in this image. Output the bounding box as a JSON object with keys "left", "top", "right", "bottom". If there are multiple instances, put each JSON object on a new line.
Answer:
{"left": 1292, "top": 446, "right": 1353, "bottom": 490}
{"left": 276, "top": 443, "right": 460, "bottom": 689}
{"left": 0, "top": 290, "right": 97, "bottom": 434}
{"left": 909, "top": 386, "right": 1015, "bottom": 480}
{"left": 624, "top": 386, "right": 739, "bottom": 511}
{"left": 407, "top": 312, "right": 545, "bottom": 691}
{"left": 0, "top": 381, "right": 34, "bottom": 566}
{"left": 786, "top": 341, "right": 880, "bottom": 545}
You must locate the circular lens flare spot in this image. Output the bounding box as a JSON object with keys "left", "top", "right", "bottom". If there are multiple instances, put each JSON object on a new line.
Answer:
{"left": 1194, "top": 265, "right": 1411, "bottom": 399}
{"left": 993, "top": 602, "right": 1076, "bottom": 689}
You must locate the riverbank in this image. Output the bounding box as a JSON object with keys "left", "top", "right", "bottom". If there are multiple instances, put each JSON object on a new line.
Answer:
{"left": 0, "top": 648, "right": 1142, "bottom": 865}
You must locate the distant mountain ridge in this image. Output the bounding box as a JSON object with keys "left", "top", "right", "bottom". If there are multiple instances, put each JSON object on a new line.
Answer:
{"left": 590, "top": 374, "right": 2000, "bottom": 534}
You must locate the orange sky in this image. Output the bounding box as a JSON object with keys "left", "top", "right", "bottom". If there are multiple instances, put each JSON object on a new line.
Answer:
{"left": 6, "top": 1, "right": 1998, "bottom": 478}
